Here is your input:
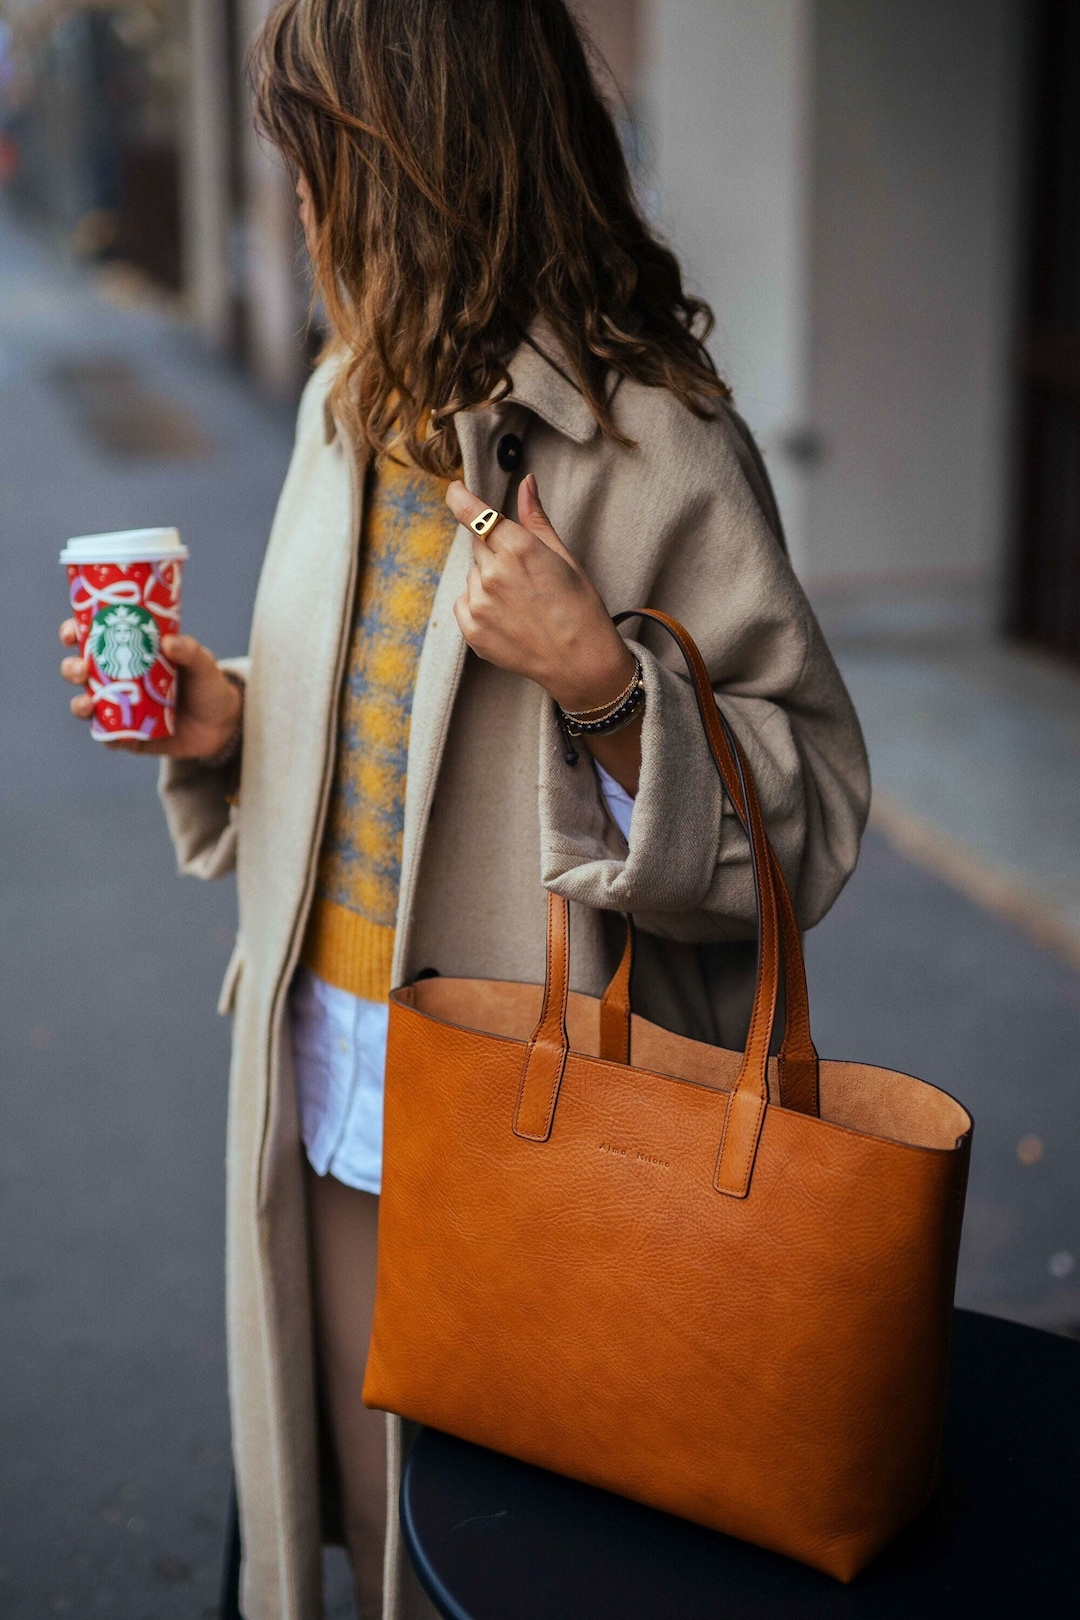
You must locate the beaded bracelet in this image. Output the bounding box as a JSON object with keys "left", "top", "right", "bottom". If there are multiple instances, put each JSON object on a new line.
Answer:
{"left": 558, "top": 659, "right": 645, "bottom": 738}
{"left": 561, "top": 660, "right": 642, "bottom": 723}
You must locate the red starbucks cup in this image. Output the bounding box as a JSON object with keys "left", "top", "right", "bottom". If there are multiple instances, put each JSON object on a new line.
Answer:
{"left": 60, "top": 527, "right": 189, "bottom": 741}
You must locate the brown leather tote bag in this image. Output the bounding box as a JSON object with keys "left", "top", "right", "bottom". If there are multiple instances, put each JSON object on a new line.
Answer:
{"left": 364, "top": 611, "right": 972, "bottom": 1582}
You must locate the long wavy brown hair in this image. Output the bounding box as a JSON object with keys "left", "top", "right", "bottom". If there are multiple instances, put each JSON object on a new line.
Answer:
{"left": 251, "top": 0, "right": 728, "bottom": 475}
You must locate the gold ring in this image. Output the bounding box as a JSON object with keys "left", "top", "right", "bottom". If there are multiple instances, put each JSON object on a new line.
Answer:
{"left": 469, "top": 507, "right": 503, "bottom": 538}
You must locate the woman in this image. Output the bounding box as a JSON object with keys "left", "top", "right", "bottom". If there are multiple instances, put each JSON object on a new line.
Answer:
{"left": 61, "top": 2, "right": 868, "bottom": 1616}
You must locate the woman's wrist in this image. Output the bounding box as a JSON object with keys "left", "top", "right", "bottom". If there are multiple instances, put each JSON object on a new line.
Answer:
{"left": 198, "top": 672, "right": 245, "bottom": 767}
{"left": 544, "top": 632, "right": 637, "bottom": 715}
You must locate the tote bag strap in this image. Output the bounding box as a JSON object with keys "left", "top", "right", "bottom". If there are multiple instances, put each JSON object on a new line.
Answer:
{"left": 518, "top": 611, "right": 799, "bottom": 1197}
{"left": 601, "top": 609, "right": 819, "bottom": 1117}
{"left": 598, "top": 909, "right": 817, "bottom": 1117}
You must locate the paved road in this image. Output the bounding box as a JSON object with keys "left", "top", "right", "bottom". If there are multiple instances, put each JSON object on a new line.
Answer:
{"left": 1, "top": 206, "right": 1077, "bottom": 1619}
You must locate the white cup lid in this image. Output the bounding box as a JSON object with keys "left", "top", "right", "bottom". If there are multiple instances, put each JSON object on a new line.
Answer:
{"left": 60, "top": 527, "right": 188, "bottom": 565}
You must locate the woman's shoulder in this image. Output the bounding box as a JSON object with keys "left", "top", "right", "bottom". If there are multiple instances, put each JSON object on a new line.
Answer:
{"left": 607, "top": 375, "right": 786, "bottom": 549}
{"left": 512, "top": 330, "right": 755, "bottom": 493}
{"left": 612, "top": 371, "right": 753, "bottom": 462}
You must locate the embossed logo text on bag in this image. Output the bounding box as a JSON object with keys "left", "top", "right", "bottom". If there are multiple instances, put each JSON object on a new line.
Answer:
{"left": 599, "top": 1142, "right": 670, "bottom": 1170}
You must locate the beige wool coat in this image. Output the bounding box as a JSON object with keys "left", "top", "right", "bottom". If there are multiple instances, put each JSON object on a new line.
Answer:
{"left": 160, "top": 334, "right": 870, "bottom": 1620}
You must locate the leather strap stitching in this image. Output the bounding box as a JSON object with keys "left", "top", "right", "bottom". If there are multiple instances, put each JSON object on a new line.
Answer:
{"left": 513, "top": 892, "right": 570, "bottom": 1141}
{"left": 598, "top": 915, "right": 634, "bottom": 1064}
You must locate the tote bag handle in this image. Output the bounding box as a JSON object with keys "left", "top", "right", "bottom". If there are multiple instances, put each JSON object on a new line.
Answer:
{"left": 607, "top": 610, "right": 819, "bottom": 1118}
{"left": 516, "top": 610, "right": 813, "bottom": 1197}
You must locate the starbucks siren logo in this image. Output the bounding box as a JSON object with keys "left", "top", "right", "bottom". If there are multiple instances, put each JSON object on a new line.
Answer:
{"left": 88, "top": 603, "right": 160, "bottom": 681}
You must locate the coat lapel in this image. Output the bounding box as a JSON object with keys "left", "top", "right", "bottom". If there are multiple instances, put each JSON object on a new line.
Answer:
{"left": 506, "top": 332, "right": 600, "bottom": 444}
{"left": 242, "top": 367, "right": 362, "bottom": 974}
{"left": 391, "top": 408, "right": 514, "bottom": 983}
{"left": 391, "top": 509, "right": 472, "bottom": 985}
{"left": 391, "top": 337, "right": 598, "bottom": 984}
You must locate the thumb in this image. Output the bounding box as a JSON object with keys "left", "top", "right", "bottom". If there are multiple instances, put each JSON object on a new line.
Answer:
{"left": 162, "top": 633, "right": 217, "bottom": 674}
{"left": 517, "top": 473, "right": 575, "bottom": 563}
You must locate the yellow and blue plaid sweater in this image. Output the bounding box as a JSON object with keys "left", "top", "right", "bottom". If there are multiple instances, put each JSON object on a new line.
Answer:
{"left": 302, "top": 454, "right": 457, "bottom": 1001}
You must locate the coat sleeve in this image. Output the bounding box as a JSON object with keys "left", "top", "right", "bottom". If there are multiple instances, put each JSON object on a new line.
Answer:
{"left": 157, "top": 654, "right": 250, "bottom": 880}
{"left": 537, "top": 411, "right": 870, "bottom": 944}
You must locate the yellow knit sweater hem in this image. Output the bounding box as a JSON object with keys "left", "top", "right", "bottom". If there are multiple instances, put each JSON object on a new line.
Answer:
{"left": 301, "top": 898, "right": 394, "bottom": 1003}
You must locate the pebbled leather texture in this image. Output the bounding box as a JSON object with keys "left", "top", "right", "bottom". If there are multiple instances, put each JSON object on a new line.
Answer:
{"left": 365, "top": 612, "right": 972, "bottom": 1584}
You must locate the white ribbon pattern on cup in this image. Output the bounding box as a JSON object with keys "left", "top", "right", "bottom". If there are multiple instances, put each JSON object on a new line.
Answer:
{"left": 69, "top": 560, "right": 182, "bottom": 621}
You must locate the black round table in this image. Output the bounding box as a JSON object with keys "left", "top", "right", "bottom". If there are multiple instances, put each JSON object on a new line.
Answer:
{"left": 400, "top": 1310, "right": 1078, "bottom": 1619}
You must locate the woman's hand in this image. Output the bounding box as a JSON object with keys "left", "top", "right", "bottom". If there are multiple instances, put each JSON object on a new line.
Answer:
{"left": 59, "top": 621, "right": 243, "bottom": 759}
{"left": 448, "top": 473, "right": 642, "bottom": 795}
{"left": 449, "top": 473, "right": 635, "bottom": 712}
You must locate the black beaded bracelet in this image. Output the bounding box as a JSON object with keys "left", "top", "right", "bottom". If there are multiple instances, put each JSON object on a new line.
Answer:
{"left": 558, "top": 663, "right": 645, "bottom": 738}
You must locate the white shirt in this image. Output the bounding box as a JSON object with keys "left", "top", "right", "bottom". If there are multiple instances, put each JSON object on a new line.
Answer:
{"left": 290, "top": 764, "right": 636, "bottom": 1192}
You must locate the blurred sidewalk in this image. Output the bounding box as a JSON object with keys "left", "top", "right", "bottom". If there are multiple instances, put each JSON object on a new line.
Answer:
{"left": 0, "top": 195, "right": 362, "bottom": 1620}
{"left": 0, "top": 204, "right": 296, "bottom": 810}
{"left": 820, "top": 584, "right": 1080, "bottom": 966}
{"left": 0, "top": 202, "right": 299, "bottom": 1620}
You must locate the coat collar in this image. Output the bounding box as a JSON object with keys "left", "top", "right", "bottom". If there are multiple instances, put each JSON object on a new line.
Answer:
{"left": 502, "top": 327, "right": 599, "bottom": 444}
{"left": 321, "top": 323, "right": 600, "bottom": 448}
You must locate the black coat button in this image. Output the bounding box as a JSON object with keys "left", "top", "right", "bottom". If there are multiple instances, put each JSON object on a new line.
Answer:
{"left": 496, "top": 433, "right": 524, "bottom": 472}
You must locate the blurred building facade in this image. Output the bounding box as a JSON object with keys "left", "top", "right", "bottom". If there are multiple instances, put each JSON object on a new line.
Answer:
{"left": 1, "top": 0, "right": 1077, "bottom": 658}
{"left": 1, "top": 2, "right": 191, "bottom": 285}
{"left": 643, "top": 0, "right": 1078, "bottom": 667}
{"left": 647, "top": 1, "right": 1023, "bottom": 601}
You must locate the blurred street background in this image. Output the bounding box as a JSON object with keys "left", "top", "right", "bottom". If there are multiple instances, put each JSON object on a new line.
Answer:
{"left": 1, "top": 1, "right": 1079, "bottom": 1617}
